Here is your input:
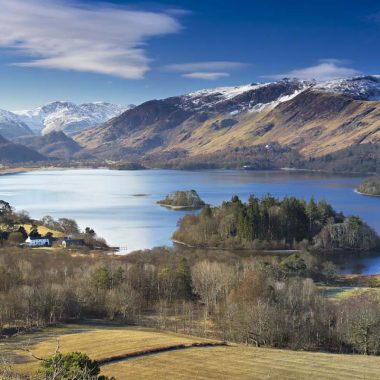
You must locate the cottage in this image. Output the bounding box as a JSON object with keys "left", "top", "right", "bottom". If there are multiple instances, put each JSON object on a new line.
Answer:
{"left": 25, "top": 236, "right": 52, "bottom": 247}
{"left": 62, "top": 237, "right": 85, "bottom": 248}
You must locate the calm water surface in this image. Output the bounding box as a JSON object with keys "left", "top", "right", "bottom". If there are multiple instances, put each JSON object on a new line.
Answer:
{"left": 0, "top": 169, "right": 379, "bottom": 272}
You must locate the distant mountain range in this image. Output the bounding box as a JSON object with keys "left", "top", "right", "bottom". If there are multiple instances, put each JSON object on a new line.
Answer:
{"left": 0, "top": 76, "right": 380, "bottom": 172}
{"left": 14, "top": 101, "right": 131, "bottom": 136}
{"left": 0, "top": 101, "right": 130, "bottom": 140}
{"left": 76, "top": 76, "right": 380, "bottom": 169}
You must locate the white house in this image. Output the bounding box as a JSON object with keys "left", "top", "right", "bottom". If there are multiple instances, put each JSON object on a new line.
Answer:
{"left": 62, "top": 237, "right": 85, "bottom": 248}
{"left": 25, "top": 236, "right": 52, "bottom": 247}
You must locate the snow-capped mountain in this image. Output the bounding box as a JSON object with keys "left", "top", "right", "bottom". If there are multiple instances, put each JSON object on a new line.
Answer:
{"left": 313, "top": 75, "right": 380, "bottom": 100}
{"left": 0, "top": 109, "right": 34, "bottom": 139}
{"left": 181, "top": 78, "right": 312, "bottom": 114}
{"left": 180, "top": 75, "right": 380, "bottom": 112}
{"left": 76, "top": 75, "right": 380, "bottom": 162}
{"left": 14, "top": 101, "right": 132, "bottom": 136}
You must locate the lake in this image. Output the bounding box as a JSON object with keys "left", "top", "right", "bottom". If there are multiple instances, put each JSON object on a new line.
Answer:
{"left": 0, "top": 169, "right": 379, "bottom": 266}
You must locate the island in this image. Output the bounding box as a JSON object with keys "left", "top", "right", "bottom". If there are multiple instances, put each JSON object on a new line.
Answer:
{"left": 357, "top": 176, "right": 380, "bottom": 196}
{"left": 172, "top": 194, "right": 380, "bottom": 251}
{"left": 157, "top": 190, "right": 206, "bottom": 210}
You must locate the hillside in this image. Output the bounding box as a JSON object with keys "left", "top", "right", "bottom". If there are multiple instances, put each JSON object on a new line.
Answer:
{"left": 15, "top": 131, "right": 91, "bottom": 160}
{"left": 75, "top": 76, "right": 380, "bottom": 172}
{"left": 0, "top": 134, "right": 45, "bottom": 163}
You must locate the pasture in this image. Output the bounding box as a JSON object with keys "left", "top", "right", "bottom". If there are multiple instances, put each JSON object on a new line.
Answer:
{"left": 2, "top": 324, "right": 380, "bottom": 379}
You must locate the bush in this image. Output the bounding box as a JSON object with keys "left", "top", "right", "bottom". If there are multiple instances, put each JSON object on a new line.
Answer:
{"left": 39, "top": 351, "right": 112, "bottom": 380}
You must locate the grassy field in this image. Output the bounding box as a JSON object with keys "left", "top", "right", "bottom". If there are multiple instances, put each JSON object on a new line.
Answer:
{"left": 19, "top": 224, "right": 65, "bottom": 238}
{"left": 337, "top": 274, "right": 380, "bottom": 287}
{"left": 104, "top": 345, "right": 380, "bottom": 380}
{"left": 320, "top": 286, "right": 376, "bottom": 301}
{"left": 3, "top": 324, "right": 380, "bottom": 379}
{"left": 2, "top": 324, "right": 211, "bottom": 375}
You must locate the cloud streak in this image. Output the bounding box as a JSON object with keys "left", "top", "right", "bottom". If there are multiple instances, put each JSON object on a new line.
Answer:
{"left": 183, "top": 72, "right": 230, "bottom": 80}
{"left": 164, "top": 61, "right": 247, "bottom": 72}
{"left": 266, "top": 59, "right": 361, "bottom": 81}
{"left": 0, "top": 0, "right": 182, "bottom": 79}
{"left": 163, "top": 61, "right": 247, "bottom": 80}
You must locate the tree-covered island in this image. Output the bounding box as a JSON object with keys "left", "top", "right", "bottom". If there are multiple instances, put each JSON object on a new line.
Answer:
{"left": 357, "top": 176, "right": 380, "bottom": 196}
{"left": 173, "top": 194, "right": 380, "bottom": 251}
{"left": 157, "top": 190, "right": 206, "bottom": 210}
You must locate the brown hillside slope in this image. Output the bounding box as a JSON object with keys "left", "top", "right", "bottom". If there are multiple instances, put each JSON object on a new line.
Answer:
{"left": 75, "top": 88, "right": 380, "bottom": 161}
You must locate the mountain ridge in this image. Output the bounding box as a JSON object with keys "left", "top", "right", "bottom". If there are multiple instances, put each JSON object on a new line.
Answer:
{"left": 75, "top": 76, "right": 380, "bottom": 166}
{"left": 12, "top": 101, "right": 131, "bottom": 136}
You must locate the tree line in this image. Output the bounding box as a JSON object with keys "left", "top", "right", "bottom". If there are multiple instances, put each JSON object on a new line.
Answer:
{"left": 173, "top": 194, "right": 380, "bottom": 250}
{"left": 1, "top": 247, "right": 380, "bottom": 356}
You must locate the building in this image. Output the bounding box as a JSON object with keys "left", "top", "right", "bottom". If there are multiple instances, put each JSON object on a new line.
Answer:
{"left": 25, "top": 236, "right": 52, "bottom": 247}
{"left": 62, "top": 237, "right": 85, "bottom": 248}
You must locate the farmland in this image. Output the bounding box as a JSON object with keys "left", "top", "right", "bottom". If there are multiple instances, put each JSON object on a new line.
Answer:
{"left": 3, "top": 324, "right": 380, "bottom": 380}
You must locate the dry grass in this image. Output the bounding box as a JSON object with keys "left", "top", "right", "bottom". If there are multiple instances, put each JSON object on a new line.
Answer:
{"left": 18, "top": 224, "right": 65, "bottom": 238}
{"left": 3, "top": 324, "right": 210, "bottom": 375}
{"left": 103, "top": 345, "right": 380, "bottom": 380}
{"left": 337, "top": 274, "right": 380, "bottom": 287}
{"left": 4, "top": 324, "right": 380, "bottom": 380}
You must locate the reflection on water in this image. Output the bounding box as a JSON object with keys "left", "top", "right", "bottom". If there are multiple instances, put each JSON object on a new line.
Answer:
{"left": 332, "top": 252, "right": 380, "bottom": 275}
{"left": 0, "top": 169, "right": 378, "bottom": 254}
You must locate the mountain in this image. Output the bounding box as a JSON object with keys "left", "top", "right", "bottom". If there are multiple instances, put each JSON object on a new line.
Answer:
{"left": 15, "top": 131, "right": 91, "bottom": 160}
{"left": 76, "top": 79, "right": 310, "bottom": 156}
{"left": 0, "top": 134, "right": 46, "bottom": 163}
{"left": 76, "top": 76, "right": 380, "bottom": 170}
{"left": 0, "top": 109, "right": 34, "bottom": 139}
{"left": 14, "top": 101, "right": 131, "bottom": 136}
{"left": 314, "top": 75, "right": 380, "bottom": 100}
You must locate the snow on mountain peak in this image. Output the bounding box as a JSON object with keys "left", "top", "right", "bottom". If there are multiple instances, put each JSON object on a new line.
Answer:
{"left": 181, "top": 78, "right": 312, "bottom": 113}
{"left": 313, "top": 75, "right": 380, "bottom": 100}
{"left": 14, "top": 102, "right": 130, "bottom": 135}
{"left": 0, "top": 109, "right": 34, "bottom": 139}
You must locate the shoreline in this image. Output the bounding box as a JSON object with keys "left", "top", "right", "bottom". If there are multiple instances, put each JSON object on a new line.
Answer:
{"left": 354, "top": 189, "right": 380, "bottom": 198}
{"left": 158, "top": 203, "right": 204, "bottom": 210}
{"left": 0, "top": 164, "right": 375, "bottom": 178}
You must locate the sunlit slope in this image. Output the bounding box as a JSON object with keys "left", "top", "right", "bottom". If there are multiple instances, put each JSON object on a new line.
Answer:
{"left": 76, "top": 89, "right": 380, "bottom": 159}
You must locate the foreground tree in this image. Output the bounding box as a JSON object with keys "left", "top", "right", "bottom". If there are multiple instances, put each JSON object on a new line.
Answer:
{"left": 39, "top": 351, "right": 113, "bottom": 380}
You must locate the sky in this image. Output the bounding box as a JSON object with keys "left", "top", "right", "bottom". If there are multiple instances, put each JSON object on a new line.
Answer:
{"left": 0, "top": 0, "right": 379, "bottom": 110}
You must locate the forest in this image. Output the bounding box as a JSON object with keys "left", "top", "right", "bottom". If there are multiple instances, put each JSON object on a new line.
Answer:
{"left": 1, "top": 246, "right": 380, "bottom": 357}
{"left": 173, "top": 194, "right": 380, "bottom": 251}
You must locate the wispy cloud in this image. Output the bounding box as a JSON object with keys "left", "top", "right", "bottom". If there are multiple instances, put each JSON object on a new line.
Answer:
{"left": 183, "top": 72, "right": 230, "bottom": 80}
{"left": 163, "top": 61, "right": 247, "bottom": 80}
{"left": 265, "top": 59, "right": 361, "bottom": 81}
{"left": 0, "top": 0, "right": 182, "bottom": 79}
{"left": 164, "top": 61, "right": 247, "bottom": 72}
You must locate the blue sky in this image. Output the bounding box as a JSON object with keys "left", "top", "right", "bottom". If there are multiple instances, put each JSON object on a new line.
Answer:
{"left": 0, "top": 0, "right": 379, "bottom": 109}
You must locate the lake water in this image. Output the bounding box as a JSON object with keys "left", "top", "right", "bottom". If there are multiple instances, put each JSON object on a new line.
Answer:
{"left": 0, "top": 169, "right": 379, "bottom": 271}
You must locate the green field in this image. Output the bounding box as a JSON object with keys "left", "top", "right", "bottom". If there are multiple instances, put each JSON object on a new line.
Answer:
{"left": 3, "top": 324, "right": 380, "bottom": 380}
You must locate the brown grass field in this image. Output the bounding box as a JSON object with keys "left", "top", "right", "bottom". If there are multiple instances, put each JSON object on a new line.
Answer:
{"left": 19, "top": 224, "right": 65, "bottom": 238}
{"left": 3, "top": 324, "right": 380, "bottom": 379}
